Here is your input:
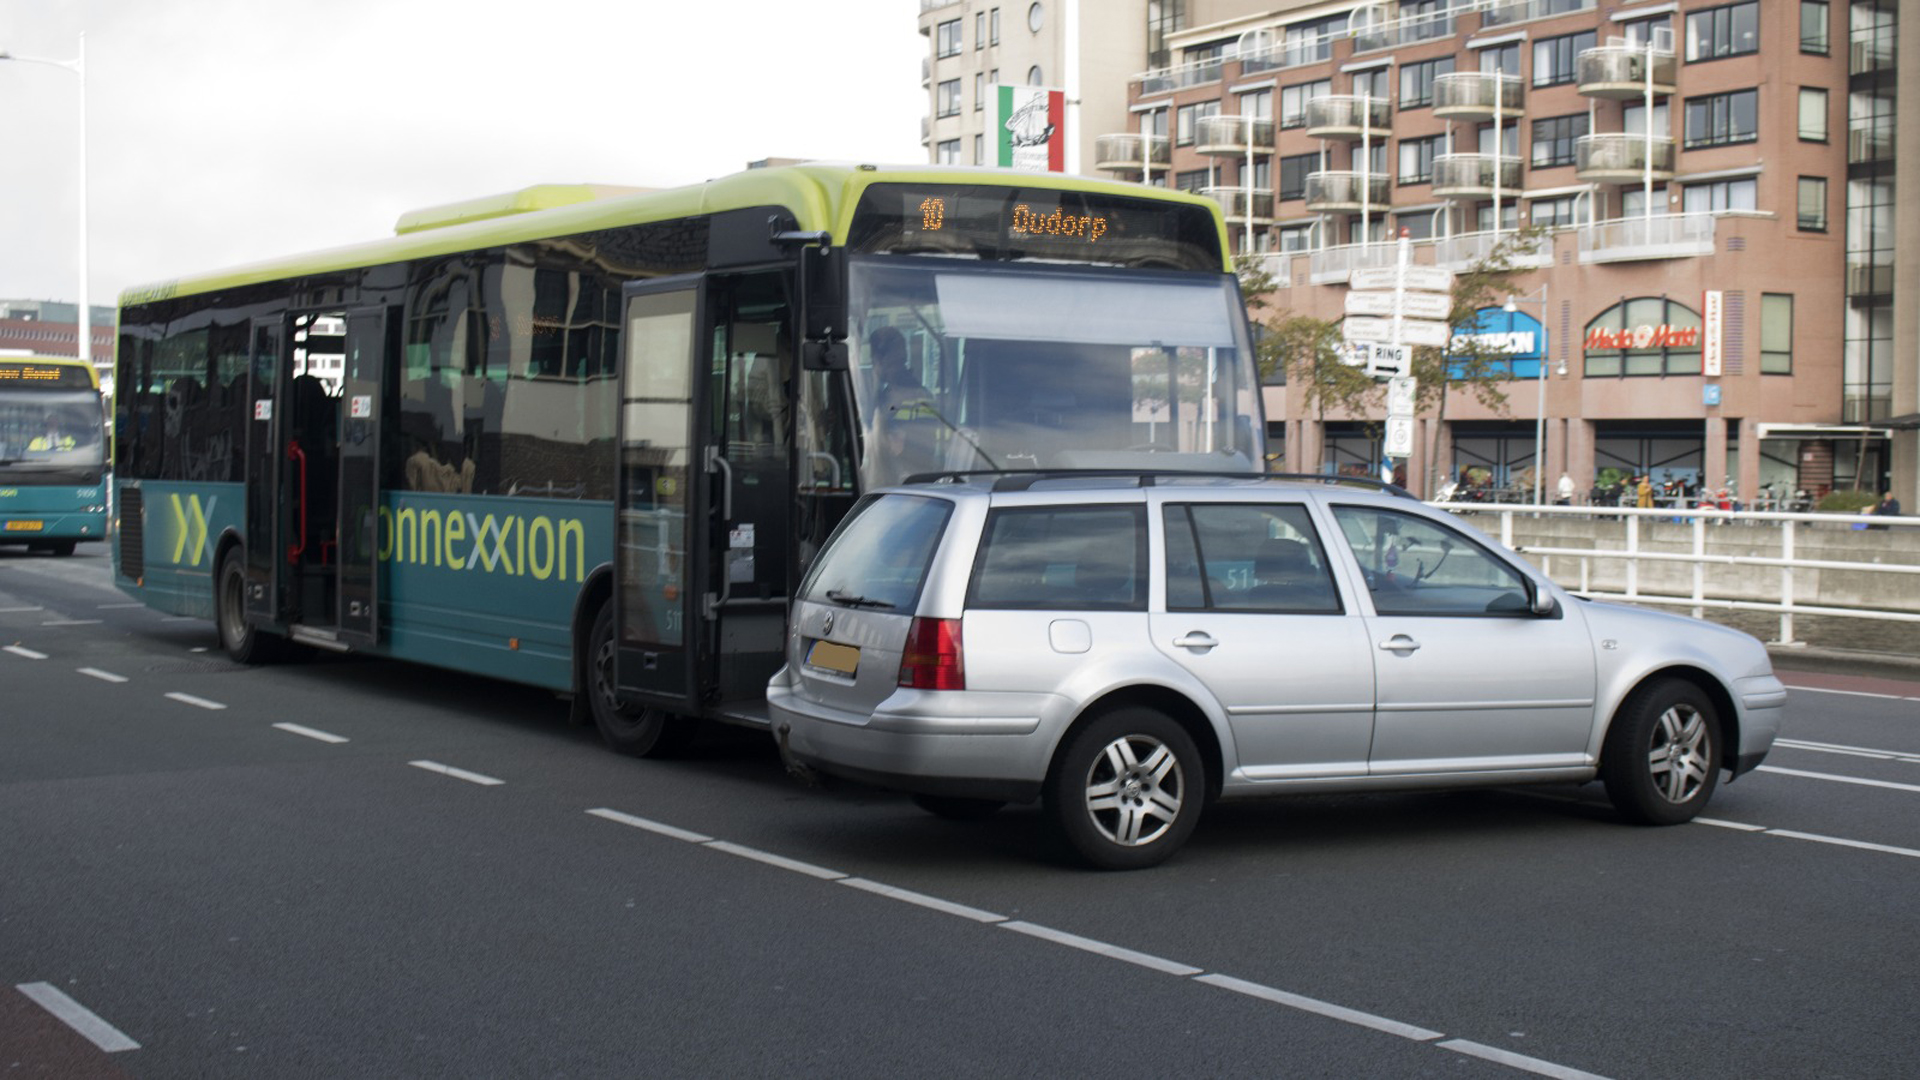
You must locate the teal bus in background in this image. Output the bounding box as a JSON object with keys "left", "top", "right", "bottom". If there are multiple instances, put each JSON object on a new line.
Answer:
{"left": 0, "top": 355, "right": 109, "bottom": 556}
{"left": 111, "top": 164, "right": 1265, "bottom": 755}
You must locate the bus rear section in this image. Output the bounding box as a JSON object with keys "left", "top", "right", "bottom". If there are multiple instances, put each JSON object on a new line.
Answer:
{"left": 0, "top": 357, "right": 109, "bottom": 556}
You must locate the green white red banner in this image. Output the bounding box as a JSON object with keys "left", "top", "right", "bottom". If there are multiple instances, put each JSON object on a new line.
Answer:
{"left": 995, "top": 85, "right": 1065, "bottom": 172}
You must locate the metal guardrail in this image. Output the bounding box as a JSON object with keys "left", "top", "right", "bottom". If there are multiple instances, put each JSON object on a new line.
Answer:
{"left": 1444, "top": 503, "right": 1920, "bottom": 646}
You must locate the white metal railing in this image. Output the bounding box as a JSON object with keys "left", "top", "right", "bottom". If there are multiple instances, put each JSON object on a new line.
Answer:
{"left": 1481, "top": 0, "right": 1597, "bottom": 28}
{"left": 1578, "top": 212, "right": 1715, "bottom": 262}
{"left": 1308, "top": 241, "right": 1404, "bottom": 284}
{"left": 1446, "top": 503, "right": 1920, "bottom": 646}
{"left": 1432, "top": 228, "right": 1551, "bottom": 270}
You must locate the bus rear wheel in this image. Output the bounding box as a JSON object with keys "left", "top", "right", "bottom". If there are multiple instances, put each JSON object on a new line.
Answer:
{"left": 217, "top": 549, "right": 284, "bottom": 664}
{"left": 587, "top": 603, "right": 694, "bottom": 758}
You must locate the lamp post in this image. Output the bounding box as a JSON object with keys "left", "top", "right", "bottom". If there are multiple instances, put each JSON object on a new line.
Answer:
{"left": 0, "top": 34, "right": 89, "bottom": 371}
{"left": 1505, "top": 285, "right": 1564, "bottom": 505}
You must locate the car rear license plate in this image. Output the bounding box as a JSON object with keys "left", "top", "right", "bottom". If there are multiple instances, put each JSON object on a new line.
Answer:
{"left": 4, "top": 520, "right": 44, "bottom": 531}
{"left": 807, "top": 640, "right": 859, "bottom": 675}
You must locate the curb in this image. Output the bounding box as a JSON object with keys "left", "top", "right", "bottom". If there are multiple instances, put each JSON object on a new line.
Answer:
{"left": 1765, "top": 644, "right": 1920, "bottom": 683}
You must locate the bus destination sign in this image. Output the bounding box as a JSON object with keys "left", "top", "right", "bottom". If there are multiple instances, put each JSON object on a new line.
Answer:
{"left": 848, "top": 184, "right": 1224, "bottom": 271}
{"left": 0, "top": 361, "right": 95, "bottom": 388}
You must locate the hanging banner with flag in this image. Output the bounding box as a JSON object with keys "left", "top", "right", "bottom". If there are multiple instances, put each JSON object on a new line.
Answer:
{"left": 995, "top": 85, "right": 1065, "bottom": 172}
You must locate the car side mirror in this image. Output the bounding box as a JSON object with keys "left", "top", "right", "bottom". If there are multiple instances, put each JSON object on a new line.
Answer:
{"left": 1529, "top": 584, "right": 1558, "bottom": 617}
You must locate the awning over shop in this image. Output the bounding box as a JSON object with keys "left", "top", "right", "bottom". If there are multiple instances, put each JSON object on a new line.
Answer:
{"left": 1753, "top": 423, "right": 1893, "bottom": 440}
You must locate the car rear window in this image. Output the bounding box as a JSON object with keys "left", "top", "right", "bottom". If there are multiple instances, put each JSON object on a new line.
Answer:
{"left": 967, "top": 505, "right": 1147, "bottom": 611}
{"left": 799, "top": 494, "right": 953, "bottom": 612}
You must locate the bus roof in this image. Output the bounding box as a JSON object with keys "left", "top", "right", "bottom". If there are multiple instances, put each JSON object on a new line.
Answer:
{"left": 0, "top": 355, "right": 101, "bottom": 390}
{"left": 120, "top": 164, "right": 1231, "bottom": 307}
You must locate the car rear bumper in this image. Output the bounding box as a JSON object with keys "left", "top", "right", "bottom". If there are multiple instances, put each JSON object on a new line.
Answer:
{"left": 767, "top": 670, "right": 1058, "bottom": 801}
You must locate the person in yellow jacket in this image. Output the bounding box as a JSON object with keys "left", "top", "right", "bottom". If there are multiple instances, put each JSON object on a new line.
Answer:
{"left": 27, "top": 415, "right": 77, "bottom": 452}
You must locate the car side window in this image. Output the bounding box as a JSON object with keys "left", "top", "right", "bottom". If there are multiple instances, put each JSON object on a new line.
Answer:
{"left": 1163, "top": 503, "right": 1342, "bottom": 614}
{"left": 1330, "top": 505, "right": 1532, "bottom": 616}
{"left": 968, "top": 505, "right": 1146, "bottom": 610}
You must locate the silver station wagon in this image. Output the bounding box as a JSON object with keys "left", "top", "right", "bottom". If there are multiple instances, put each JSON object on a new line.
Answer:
{"left": 767, "top": 474, "right": 1785, "bottom": 869}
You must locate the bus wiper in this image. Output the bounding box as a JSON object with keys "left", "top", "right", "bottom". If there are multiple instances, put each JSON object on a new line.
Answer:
{"left": 826, "top": 590, "right": 895, "bottom": 610}
{"left": 893, "top": 399, "right": 1001, "bottom": 472}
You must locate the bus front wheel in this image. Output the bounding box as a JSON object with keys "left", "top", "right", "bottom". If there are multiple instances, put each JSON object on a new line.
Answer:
{"left": 587, "top": 603, "right": 693, "bottom": 758}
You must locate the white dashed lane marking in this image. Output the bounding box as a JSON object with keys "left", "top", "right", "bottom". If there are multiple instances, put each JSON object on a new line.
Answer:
{"left": 408, "top": 760, "right": 504, "bottom": 786}
{"left": 273, "top": 722, "right": 349, "bottom": 744}
{"left": 14, "top": 982, "right": 140, "bottom": 1053}
{"left": 76, "top": 667, "right": 128, "bottom": 684}
{"left": 4, "top": 644, "right": 48, "bottom": 659}
{"left": 163, "top": 692, "right": 226, "bottom": 711}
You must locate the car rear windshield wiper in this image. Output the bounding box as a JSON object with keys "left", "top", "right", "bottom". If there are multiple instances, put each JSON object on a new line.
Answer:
{"left": 826, "top": 590, "right": 896, "bottom": 610}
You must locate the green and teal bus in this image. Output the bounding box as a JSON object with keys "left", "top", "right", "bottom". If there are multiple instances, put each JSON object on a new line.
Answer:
{"left": 112, "top": 164, "right": 1265, "bottom": 753}
{"left": 1, "top": 355, "right": 109, "bottom": 555}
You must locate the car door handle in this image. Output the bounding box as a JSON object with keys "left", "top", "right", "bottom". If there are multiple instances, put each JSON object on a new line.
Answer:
{"left": 1377, "top": 634, "right": 1421, "bottom": 654}
{"left": 1172, "top": 632, "right": 1218, "bottom": 652}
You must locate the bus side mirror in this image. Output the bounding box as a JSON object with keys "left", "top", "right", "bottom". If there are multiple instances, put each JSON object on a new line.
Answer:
{"left": 802, "top": 245, "right": 846, "bottom": 341}
{"left": 802, "top": 341, "right": 848, "bottom": 372}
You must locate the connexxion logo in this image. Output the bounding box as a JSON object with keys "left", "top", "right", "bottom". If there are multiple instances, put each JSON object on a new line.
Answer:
{"left": 378, "top": 506, "right": 588, "bottom": 582}
{"left": 166, "top": 494, "right": 217, "bottom": 567}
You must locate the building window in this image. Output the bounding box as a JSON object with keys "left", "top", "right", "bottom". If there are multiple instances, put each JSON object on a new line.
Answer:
{"left": 1760, "top": 294, "right": 1793, "bottom": 373}
{"left": 1686, "top": 1, "right": 1759, "bottom": 62}
{"left": 1395, "top": 212, "right": 1435, "bottom": 241}
{"left": 1623, "top": 101, "right": 1670, "bottom": 138}
{"left": 1238, "top": 88, "right": 1272, "bottom": 119}
{"left": 1477, "top": 123, "right": 1518, "bottom": 157}
{"left": 1682, "top": 89, "right": 1757, "bottom": 149}
{"left": 1351, "top": 67, "right": 1389, "bottom": 103}
{"left": 1282, "top": 14, "right": 1346, "bottom": 65}
{"left": 1398, "top": 135, "right": 1442, "bottom": 184}
{"left": 1798, "top": 87, "right": 1827, "bottom": 141}
{"left": 1800, "top": 1, "right": 1828, "bottom": 54}
{"left": 1478, "top": 42, "right": 1521, "bottom": 76}
{"left": 1028, "top": 2, "right": 1043, "bottom": 33}
{"left": 1531, "top": 114, "right": 1589, "bottom": 168}
{"left": 974, "top": 73, "right": 985, "bottom": 111}
{"left": 1279, "top": 78, "right": 1331, "bottom": 128}
{"left": 1533, "top": 31, "right": 1596, "bottom": 87}
{"left": 975, "top": 12, "right": 985, "bottom": 49}
{"left": 1682, "top": 178, "right": 1757, "bottom": 213}
{"left": 1175, "top": 101, "right": 1217, "bottom": 146}
{"left": 1174, "top": 169, "right": 1209, "bottom": 194}
{"left": 974, "top": 134, "right": 984, "bottom": 165}
{"left": 1583, "top": 297, "right": 1703, "bottom": 377}
{"left": 991, "top": 8, "right": 1001, "bottom": 44}
{"left": 936, "top": 19, "right": 962, "bottom": 58}
{"left": 936, "top": 78, "right": 962, "bottom": 118}
{"left": 1276, "top": 224, "right": 1314, "bottom": 251}
{"left": 1474, "top": 203, "right": 1519, "bottom": 234}
{"left": 1278, "top": 154, "right": 1316, "bottom": 201}
{"left": 1798, "top": 177, "right": 1828, "bottom": 231}
{"left": 936, "top": 139, "right": 962, "bottom": 164}
{"left": 1529, "top": 195, "right": 1584, "bottom": 228}
{"left": 1399, "top": 56, "right": 1453, "bottom": 108}
{"left": 1028, "top": 65, "right": 1045, "bottom": 86}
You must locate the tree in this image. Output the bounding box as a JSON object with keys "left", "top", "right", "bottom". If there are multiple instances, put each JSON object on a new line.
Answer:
{"left": 1237, "top": 228, "right": 1547, "bottom": 493}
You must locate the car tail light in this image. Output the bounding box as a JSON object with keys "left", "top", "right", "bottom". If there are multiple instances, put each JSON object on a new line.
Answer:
{"left": 898, "top": 617, "right": 964, "bottom": 690}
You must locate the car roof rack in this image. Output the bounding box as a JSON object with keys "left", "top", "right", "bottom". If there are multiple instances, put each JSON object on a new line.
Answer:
{"left": 900, "top": 468, "right": 1417, "bottom": 499}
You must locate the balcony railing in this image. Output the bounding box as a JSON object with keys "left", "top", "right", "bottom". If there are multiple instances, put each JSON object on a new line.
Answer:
{"left": 1850, "top": 31, "right": 1895, "bottom": 75}
{"left": 1093, "top": 133, "right": 1172, "bottom": 173}
{"left": 1433, "top": 72, "right": 1525, "bottom": 121}
{"left": 1575, "top": 45, "right": 1676, "bottom": 100}
{"left": 1432, "top": 154, "right": 1523, "bottom": 198}
{"left": 1848, "top": 122, "right": 1894, "bottom": 164}
{"left": 1308, "top": 242, "right": 1406, "bottom": 285}
{"left": 1304, "top": 171, "right": 1391, "bottom": 214}
{"left": 1433, "top": 229, "right": 1551, "bottom": 271}
{"left": 1131, "top": 58, "right": 1225, "bottom": 97}
{"left": 1480, "top": 0, "right": 1596, "bottom": 28}
{"left": 1846, "top": 260, "right": 1893, "bottom": 297}
{"left": 1304, "top": 95, "right": 1392, "bottom": 140}
{"left": 1351, "top": 7, "right": 1456, "bottom": 53}
{"left": 1204, "top": 187, "right": 1276, "bottom": 222}
{"left": 1195, "top": 115, "right": 1275, "bottom": 156}
{"left": 1577, "top": 213, "right": 1716, "bottom": 264}
{"left": 1574, "top": 134, "right": 1675, "bottom": 183}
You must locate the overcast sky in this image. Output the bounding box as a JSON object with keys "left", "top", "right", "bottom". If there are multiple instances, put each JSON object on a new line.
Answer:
{"left": 0, "top": 0, "right": 928, "bottom": 308}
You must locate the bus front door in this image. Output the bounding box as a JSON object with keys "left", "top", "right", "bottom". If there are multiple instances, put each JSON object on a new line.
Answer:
{"left": 243, "top": 317, "right": 284, "bottom": 623}
{"left": 613, "top": 277, "right": 712, "bottom": 713}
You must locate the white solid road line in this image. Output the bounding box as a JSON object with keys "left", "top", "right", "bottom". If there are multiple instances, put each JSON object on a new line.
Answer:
{"left": 272, "top": 722, "right": 349, "bottom": 744}
{"left": 0, "top": 605, "right": 46, "bottom": 613}
{"left": 76, "top": 667, "right": 128, "bottom": 684}
{"left": 41, "top": 619, "right": 103, "bottom": 627}
{"left": 1765, "top": 829, "right": 1920, "bottom": 860}
{"left": 4, "top": 644, "right": 48, "bottom": 659}
{"left": 1776, "top": 737, "right": 1920, "bottom": 764}
{"left": 1757, "top": 764, "right": 1920, "bottom": 794}
{"left": 15, "top": 982, "right": 140, "bottom": 1053}
{"left": 408, "top": 760, "right": 504, "bottom": 786}
{"left": 163, "top": 692, "right": 226, "bottom": 711}
{"left": 585, "top": 807, "right": 1612, "bottom": 1079}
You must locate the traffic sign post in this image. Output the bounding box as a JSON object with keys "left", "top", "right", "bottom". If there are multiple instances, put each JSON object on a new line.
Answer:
{"left": 1345, "top": 235, "right": 1452, "bottom": 479}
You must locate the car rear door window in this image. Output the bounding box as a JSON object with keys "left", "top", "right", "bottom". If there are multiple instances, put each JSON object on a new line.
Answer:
{"left": 968, "top": 505, "right": 1146, "bottom": 610}
{"left": 798, "top": 494, "right": 952, "bottom": 612}
{"left": 1330, "top": 505, "right": 1532, "bottom": 616}
{"left": 1164, "top": 503, "right": 1342, "bottom": 614}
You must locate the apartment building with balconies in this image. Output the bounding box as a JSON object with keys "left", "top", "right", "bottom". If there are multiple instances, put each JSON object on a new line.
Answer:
{"left": 1088, "top": 0, "right": 1906, "bottom": 504}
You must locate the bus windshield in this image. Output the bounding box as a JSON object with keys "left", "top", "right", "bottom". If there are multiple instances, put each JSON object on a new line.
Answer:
{"left": 848, "top": 258, "right": 1263, "bottom": 485}
{"left": 0, "top": 390, "right": 107, "bottom": 479}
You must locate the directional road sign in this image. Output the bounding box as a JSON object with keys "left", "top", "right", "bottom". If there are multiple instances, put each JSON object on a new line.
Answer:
{"left": 1343, "top": 315, "right": 1450, "bottom": 349}
{"left": 1351, "top": 265, "right": 1455, "bottom": 292}
{"left": 1367, "top": 344, "right": 1411, "bottom": 378}
{"left": 1344, "top": 290, "right": 1453, "bottom": 320}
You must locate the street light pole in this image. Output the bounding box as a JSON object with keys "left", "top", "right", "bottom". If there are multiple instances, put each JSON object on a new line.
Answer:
{"left": 0, "top": 34, "right": 89, "bottom": 371}
{"left": 1506, "top": 284, "right": 1553, "bottom": 505}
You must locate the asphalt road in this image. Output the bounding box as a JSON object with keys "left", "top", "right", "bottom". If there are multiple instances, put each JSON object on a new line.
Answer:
{"left": 4, "top": 546, "right": 1917, "bottom": 1079}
